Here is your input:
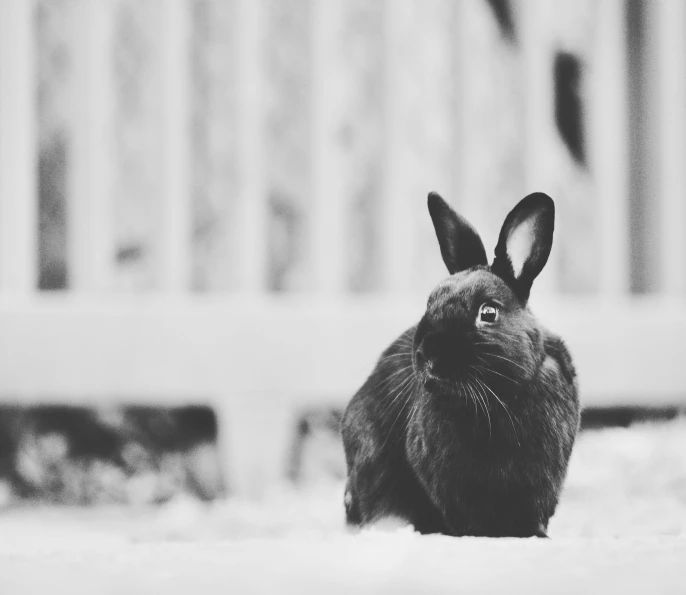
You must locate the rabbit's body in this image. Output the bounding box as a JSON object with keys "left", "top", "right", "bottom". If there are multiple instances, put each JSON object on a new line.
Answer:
{"left": 342, "top": 194, "right": 580, "bottom": 537}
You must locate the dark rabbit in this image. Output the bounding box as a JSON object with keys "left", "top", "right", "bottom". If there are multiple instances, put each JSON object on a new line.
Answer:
{"left": 342, "top": 192, "right": 580, "bottom": 537}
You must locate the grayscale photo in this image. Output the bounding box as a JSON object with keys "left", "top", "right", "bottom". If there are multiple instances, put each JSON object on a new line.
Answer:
{"left": 0, "top": 0, "right": 683, "bottom": 593}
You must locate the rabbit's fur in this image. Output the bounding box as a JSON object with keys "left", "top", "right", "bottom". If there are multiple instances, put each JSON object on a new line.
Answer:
{"left": 342, "top": 192, "right": 580, "bottom": 537}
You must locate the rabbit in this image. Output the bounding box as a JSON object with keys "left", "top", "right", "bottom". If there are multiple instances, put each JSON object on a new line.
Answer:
{"left": 341, "top": 192, "right": 580, "bottom": 537}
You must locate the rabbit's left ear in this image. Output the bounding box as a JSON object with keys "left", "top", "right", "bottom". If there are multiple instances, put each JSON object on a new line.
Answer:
{"left": 428, "top": 192, "right": 488, "bottom": 274}
{"left": 491, "top": 192, "right": 555, "bottom": 302}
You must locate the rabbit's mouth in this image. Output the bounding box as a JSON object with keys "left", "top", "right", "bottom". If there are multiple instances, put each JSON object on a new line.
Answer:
{"left": 423, "top": 373, "right": 457, "bottom": 394}
{"left": 420, "top": 362, "right": 470, "bottom": 392}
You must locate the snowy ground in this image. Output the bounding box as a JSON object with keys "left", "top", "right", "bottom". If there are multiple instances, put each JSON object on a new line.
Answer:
{"left": 0, "top": 418, "right": 685, "bottom": 593}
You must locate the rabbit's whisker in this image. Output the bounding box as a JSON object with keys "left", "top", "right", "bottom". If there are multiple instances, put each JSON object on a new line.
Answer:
{"left": 472, "top": 359, "right": 517, "bottom": 384}
{"left": 371, "top": 364, "right": 413, "bottom": 394}
{"left": 472, "top": 373, "right": 522, "bottom": 447}
{"left": 397, "top": 397, "right": 421, "bottom": 452}
{"left": 459, "top": 380, "right": 479, "bottom": 428}
{"left": 466, "top": 378, "right": 491, "bottom": 440}
{"left": 380, "top": 380, "right": 419, "bottom": 453}
{"left": 377, "top": 351, "right": 413, "bottom": 364}
{"left": 461, "top": 380, "right": 479, "bottom": 431}
{"left": 377, "top": 371, "right": 416, "bottom": 420}
{"left": 472, "top": 378, "right": 492, "bottom": 441}
{"left": 479, "top": 351, "right": 529, "bottom": 373}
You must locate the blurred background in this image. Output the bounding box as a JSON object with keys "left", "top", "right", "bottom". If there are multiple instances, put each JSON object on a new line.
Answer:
{"left": 0, "top": 0, "right": 684, "bottom": 536}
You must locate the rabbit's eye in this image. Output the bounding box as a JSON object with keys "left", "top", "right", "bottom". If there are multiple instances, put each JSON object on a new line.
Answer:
{"left": 479, "top": 304, "right": 499, "bottom": 324}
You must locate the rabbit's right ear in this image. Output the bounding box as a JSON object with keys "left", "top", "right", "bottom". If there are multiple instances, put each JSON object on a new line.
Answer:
{"left": 428, "top": 192, "right": 487, "bottom": 274}
{"left": 491, "top": 192, "right": 555, "bottom": 302}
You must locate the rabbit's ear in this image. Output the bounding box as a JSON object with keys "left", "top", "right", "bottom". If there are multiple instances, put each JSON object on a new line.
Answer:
{"left": 428, "top": 192, "right": 487, "bottom": 274}
{"left": 491, "top": 192, "right": 555, "bottom": 301}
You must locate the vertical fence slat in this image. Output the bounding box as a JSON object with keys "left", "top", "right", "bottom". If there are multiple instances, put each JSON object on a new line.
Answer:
{"left": 70, "top": 0, "right": 114, "bottom": 292}
{"left": 656, "top": 0, "right": 686, "bottom": 294}
{"left": 219, "top": 0, "right": 269, "bottom": 496}
{"left": 589, "top": 0, "right": 630, "bottom": 296}
{"left": 0, "top": 0, "right": 37, "bottom": 294}
{"left": 311, "top": 0, "right": 345, "bottom": 293}
{"left": 381, "top": 0, "right": 414, "bottom": 293}
{"left": 160, "top": 0, "right": 192, "bottom": 292}
{"left": 235, "top": 0, "right": 267, "bottom": 293}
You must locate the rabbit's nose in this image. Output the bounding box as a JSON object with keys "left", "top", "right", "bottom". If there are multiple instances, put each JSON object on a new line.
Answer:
{"left": 417, "top": 332, "right": 440, "bottom": 364}
{"left": 415, "top": 342, "right": 427, "bottom": 367}
{"left": 418, "top": 331, "right": 470, "bottom": 376}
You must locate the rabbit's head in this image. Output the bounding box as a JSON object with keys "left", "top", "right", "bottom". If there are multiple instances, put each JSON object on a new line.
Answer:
{"left": 414, "top": 192, "right": 555, "bottom": 398}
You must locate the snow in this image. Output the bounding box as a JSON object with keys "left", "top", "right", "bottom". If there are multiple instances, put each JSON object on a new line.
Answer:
{"left": 1, "top": 532, "right": 685, "bottom": 594}
{"left": 0, "top": 419, "right": 685, "bottom": 593}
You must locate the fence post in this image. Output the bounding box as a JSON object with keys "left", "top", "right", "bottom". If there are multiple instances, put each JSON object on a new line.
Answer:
{"left": 235, "top": 0, "right": 268, "bottom": 293}
{"left": 0, "top": 0, "right": 38, "bottom": 294}
{"left": 589, "top": 0, "right": 630, "bottom": 296}
{"left": 217, "top": 395, "right": 296, "bottom": 499}
{"left": 217, "top": 0, "right": 296, "bottom": 498}
{"left": 160, "top": 0, "right": 192, "bottom": 292}
{"left": 655, "top": 0, "right": 686, "bottom": 294}
{"left": 311, "top": 0, "right": 346, "bottom": 294}
{"left": 380, "top": 0, "right": 415, "bottom": 293}
{"left": 70, "top": 0, "right": 115, "bottom": 292}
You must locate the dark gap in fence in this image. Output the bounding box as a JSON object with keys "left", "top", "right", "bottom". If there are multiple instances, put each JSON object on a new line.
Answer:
{"left": 580, "top": 406, "right": 683, "bottom": 430}
{"left": 0, "top": 404, "right": 220, "bottom": 505}
{"left": 288, "top": 408, "right": 344, "bottom": 484}
{"left": 36, "top": 0, "right": 71, "bottom": 291}
{"left": 486, "top": 0, "right": 516, "bottom": 44}
{"left": 553, "top": 51, "right": 585, "bottom": 166}
{"left": 269, "top": 192, "right": 302, "bottom": 292}
{"left": 626, "top": 0, "right": 658, "bottom": 294}
{"left": 37, "top": 133, "right": 69, "bottom": 291}
{"left": 0, "top": 402, "right": 682, "bottom": 505}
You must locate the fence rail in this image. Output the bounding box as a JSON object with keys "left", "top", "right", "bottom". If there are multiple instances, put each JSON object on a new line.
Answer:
{"left": 0, "top": 0, "right": 684, "bottom": 496}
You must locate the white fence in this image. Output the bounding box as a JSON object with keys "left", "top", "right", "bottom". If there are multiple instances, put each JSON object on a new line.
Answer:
{"left": 0, "top": 0, "right": 685, "bottom": 497}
